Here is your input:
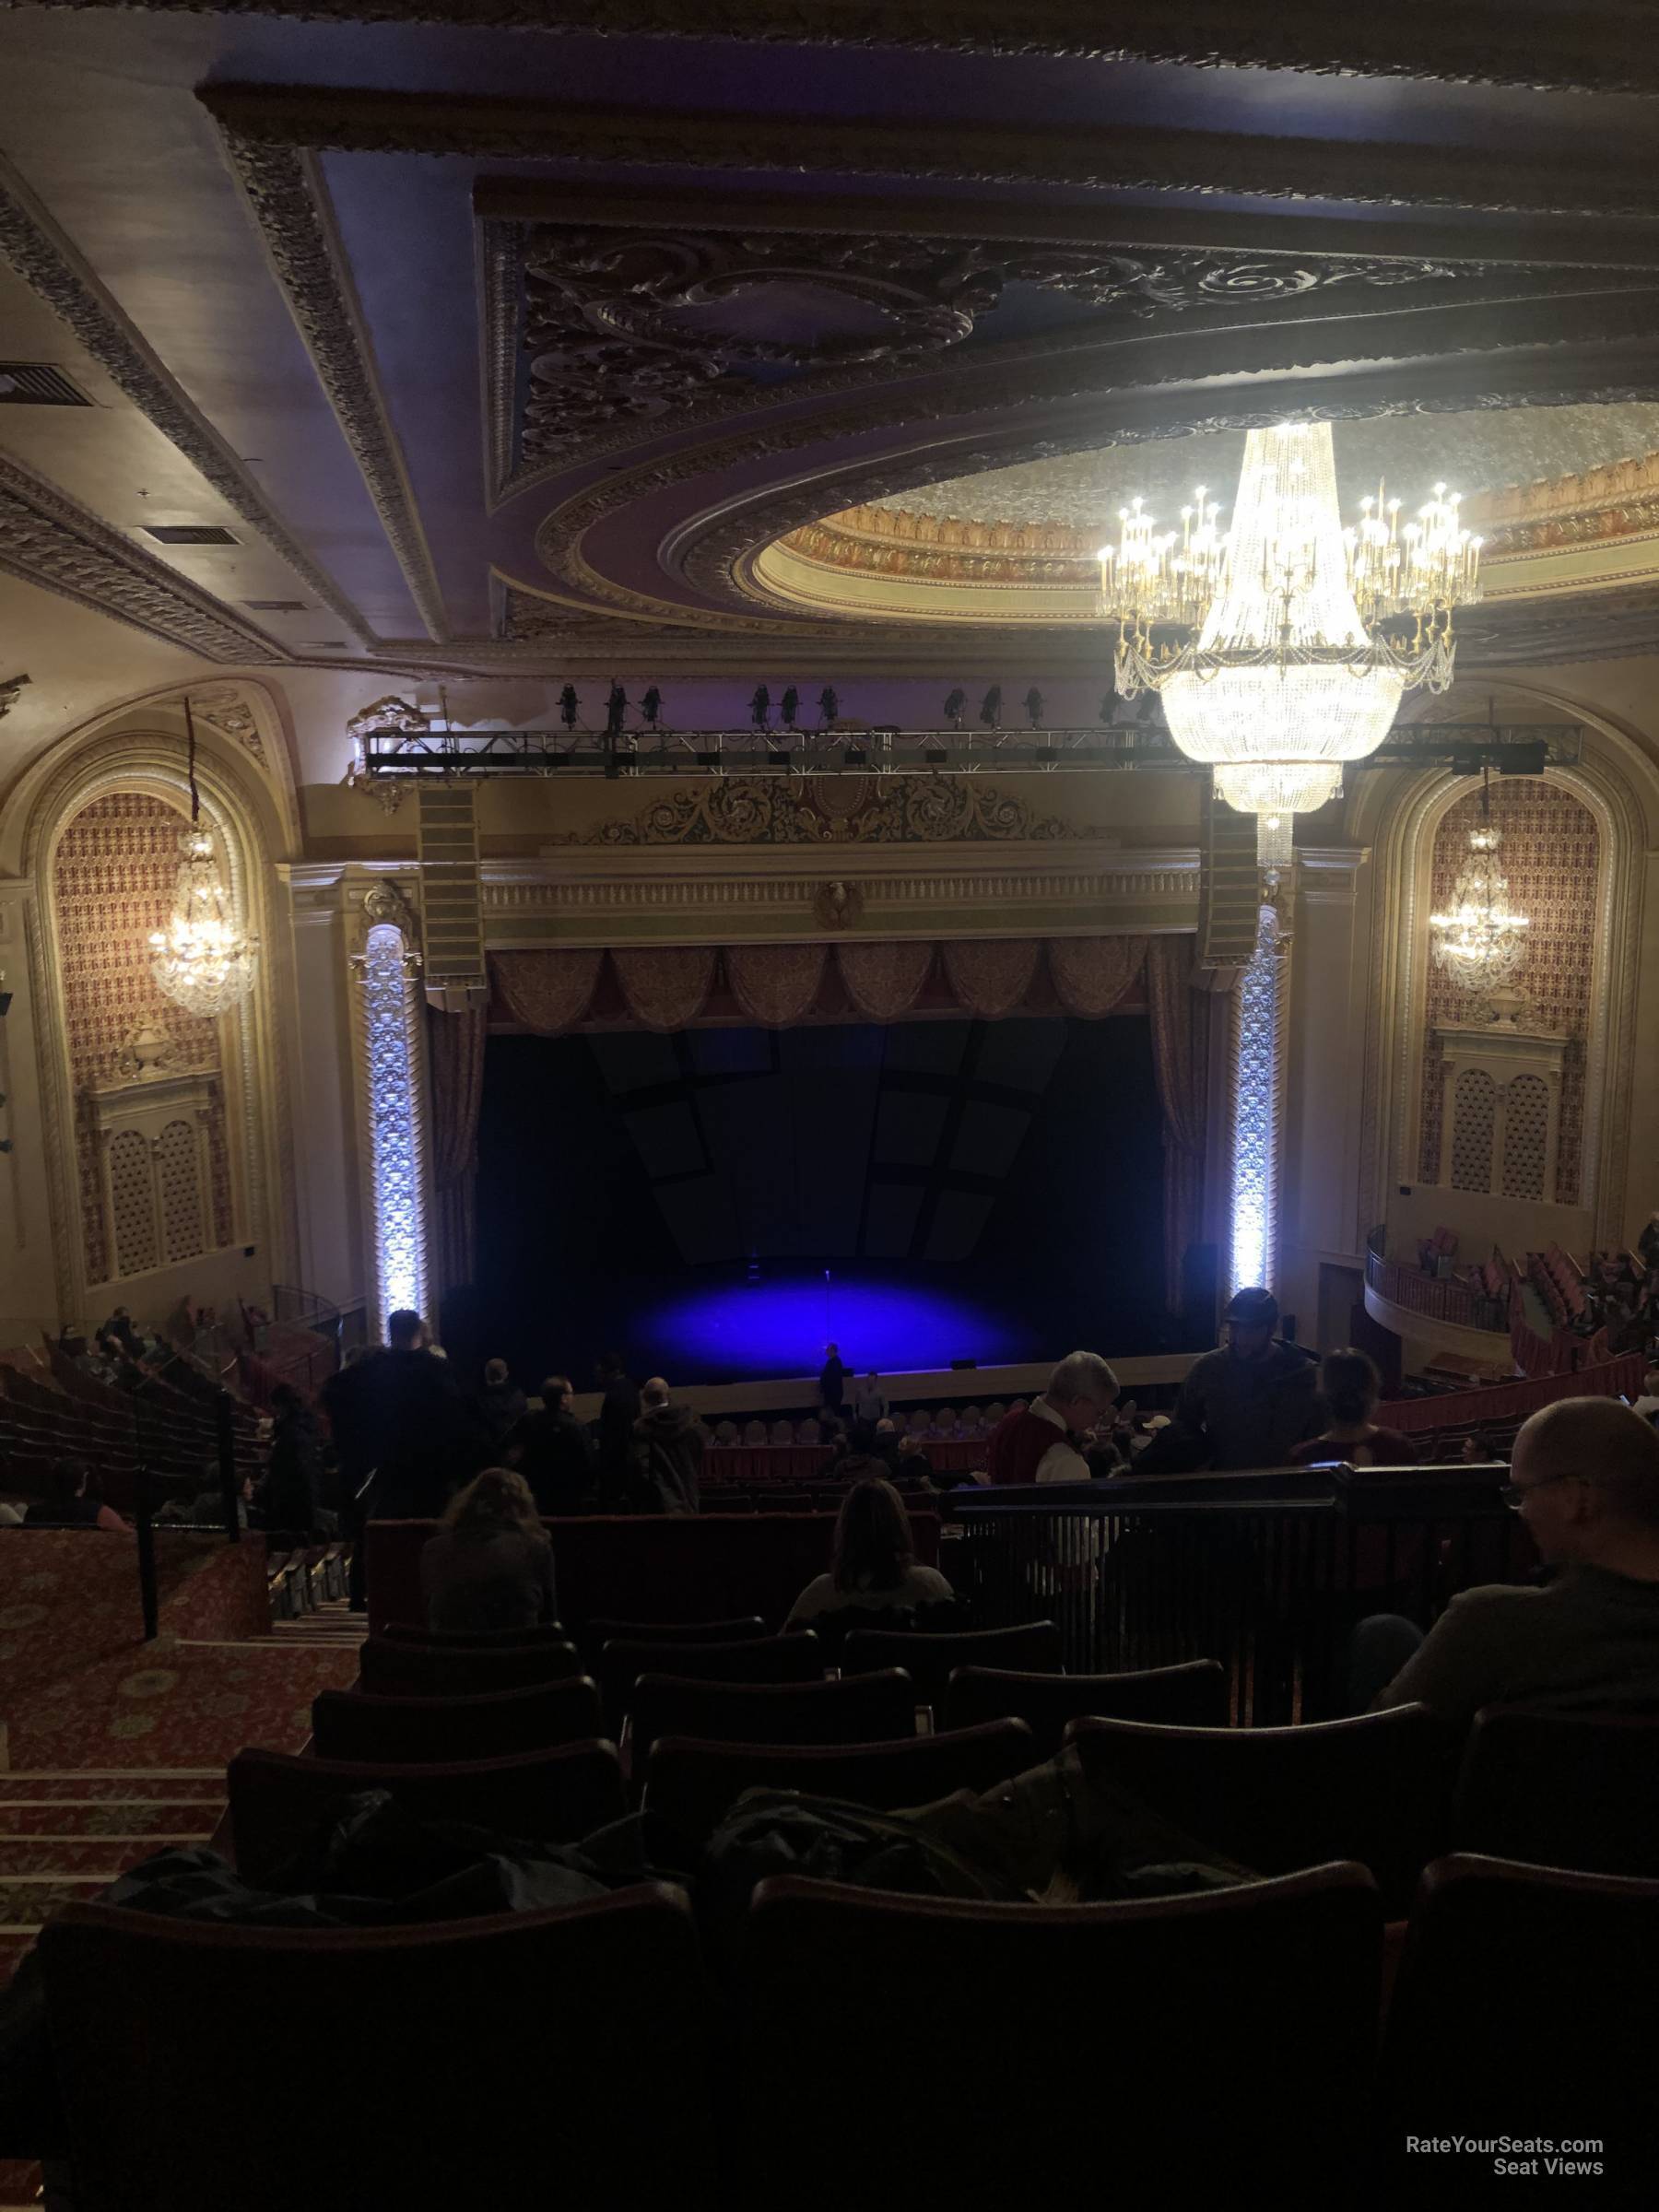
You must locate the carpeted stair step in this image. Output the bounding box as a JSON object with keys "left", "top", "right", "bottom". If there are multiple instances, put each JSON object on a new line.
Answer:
{"left": 0, "top": 1773, "right": 226, "bottom": 1801}
{"left": 0, "top": 1839, "right": 216, "bottom": 1878}
{"left": 0, "top": 1798, "right": 221, "bottom": 1836}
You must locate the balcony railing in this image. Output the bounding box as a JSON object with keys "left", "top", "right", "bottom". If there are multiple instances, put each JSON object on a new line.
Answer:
{"left": 1364, "top": 1236, "right": 1509, "bottom": 1334}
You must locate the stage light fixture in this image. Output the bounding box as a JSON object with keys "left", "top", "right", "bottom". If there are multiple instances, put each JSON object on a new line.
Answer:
{"left": 641, "top": 686, "right": 664, "bottom": 727}
{"left": 1024, "top": 688, "right": 1045, "bottom": 728}
{"left": 818, "top": 686, "right": 840, "bottom": 724}
{"left": 606, "top": 683, "right": 628, "bottom": 737}
{"left": 944, "top": 688, "right": 966, "bottom": 728}
{"left": 979, "top": 686, "right": 1002, "bottom": 729}
{"left": 750, "top": 684, "right": 771, "bottom": 729}
{"left": 559, "top": 686, "right": 580, "bottom": 729}
{"left": 780, "top": 686, "right": 800, "bottom": 727}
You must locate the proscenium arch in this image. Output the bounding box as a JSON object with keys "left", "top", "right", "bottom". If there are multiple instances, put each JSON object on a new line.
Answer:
{"left": 1348, "top": 693, "right": 1650, "bottom": 1253}
{"left": 18, "top": 709, "right": 300, "bottom": 1325}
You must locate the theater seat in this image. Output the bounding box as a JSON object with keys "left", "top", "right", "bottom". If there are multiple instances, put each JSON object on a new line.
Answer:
{"left": 640, "top": 1718, "right": 1038, "bottom": 1845}
{"left": 378, "top": 1621, "right": 571, "bottom": 1649}
{"left": 629, "top": 1669, "right": 917, "bottom": 1759}
{"left": 598, "top": 1631, "right": 825, "bottom": 1735}
{"left": 1378, "top": 1854, "right": 1659, "bottom": 2195}
{"left": 228, "top": 1741, "right": 626, "bottom": 1885}
{"left": 582, "top": 1615, "right": 769, "bottom": 1668}
{"left": 739, "top": 1866, "right": 1380, "bottom": 2210}
{"left": 38, "top": 1884, "right": 714, "bottom": 2212}
{"left": 356, "top": 1636, "right": 583, "bottom": 1699}
{"left": 1065, "top": 1705, "right": 1458, "bottom": 1917}
{"left": 1453, "top": 1704, "right": 1659, "bottom": 1878}
{"left": 311, "top": 1676, "right": 603, "bottom": 1764}
{"left": 841, "top": 1619, "right": 1063, "bottom": 1705}
{"left": 945, "top": 1659, "right": 1230, "bottom": 1753}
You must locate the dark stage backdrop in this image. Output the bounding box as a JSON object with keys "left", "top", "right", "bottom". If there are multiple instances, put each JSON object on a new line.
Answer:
{"left": 473, "top": 1014, "right": 1171, "bottom": 1388}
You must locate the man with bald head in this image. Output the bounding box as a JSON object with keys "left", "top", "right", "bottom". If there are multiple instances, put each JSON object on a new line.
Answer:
{"left": 1368, "top": 1396, "right": 1659, "bottom": 1726}
{"left": 629, "top": 1373, "right": 703, "bottom": 1515}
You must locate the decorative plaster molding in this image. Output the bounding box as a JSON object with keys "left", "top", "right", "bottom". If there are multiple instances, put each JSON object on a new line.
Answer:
{"left": 200, "top": 84, "right": 1659, "bottom": 222}
{"left": 534, "top": 773, "right": 1121, "bottom": 847}
{"left": 26, "top": 6, "right": 1659, "bottom": 98}
{"left": 0, "top": 156, "right": 377, "bottom": 648}
{"left": 211, "top": 129, "right": 450, "bottom": 642}
{"left": 0, "top": 451, "right": 292, "bottom": 663}
{"left": 0, "top": 671, "right": 28, "bottom": 716}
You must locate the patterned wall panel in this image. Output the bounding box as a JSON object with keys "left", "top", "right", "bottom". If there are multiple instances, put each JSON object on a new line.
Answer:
{"left": 108, "top": 1128, "right": 158, "bottom": 1277}
{"left": 1501, "top": 1074, "right": 1549, "bottom": 1201}
{"left": 53, "top": 792, "right": 232, "bottom": 1285}
{"left": 1449, "top": 1067, "right": 1498, "bottom": 1194}
{"left": 156, "top": 1118, "right": 206, "bottom": 1264}
{"left": 1419, "top": 781, "right": 1598, "bottom": 1202}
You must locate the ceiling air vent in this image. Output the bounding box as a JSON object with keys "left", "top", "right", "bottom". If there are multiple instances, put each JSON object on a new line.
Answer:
{"left": 244, "top": 599, "right": 308, "bottom": 612}
{"left": 143, "top": 524, "right": 239, "bottom": 547}
{"left": 300, "top": 640, "right": 347, "bottom": 651}
{"left": 0, "top": 363, "right": 92, "bottom": 406}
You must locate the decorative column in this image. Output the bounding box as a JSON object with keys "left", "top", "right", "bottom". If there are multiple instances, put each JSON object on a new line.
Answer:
{"left": 347, "top": 878, "right": 431, "bottom": 1343}
{"left": 1228, "top": 901, "right": 1289, "bottom": 1299}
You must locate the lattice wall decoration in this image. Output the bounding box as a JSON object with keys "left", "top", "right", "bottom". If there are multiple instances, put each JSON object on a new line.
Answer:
{"left": 1501, "top": 1074, "right": 1549, "bottom": 1202}
{"left": 1450, "top": 1067, "right": 1499, "bottom": 1194}
{"left": 156, "top": 1117, "right": 206, "bottom": 1264}
{"left": 1420, "top": 780, "right": 1597, "bottom": 1199}
{"left": 1230, "top": 903, "right": 1285, "bottom": 1296}
{"left": 107, "top": 1128, "right": 158, "bottom": 1277}
{"left": 360, "top": 919, "right": 428, "bottom": 1327}
{"left": 54, "top": 791, "right": 233, "bottom": 1282}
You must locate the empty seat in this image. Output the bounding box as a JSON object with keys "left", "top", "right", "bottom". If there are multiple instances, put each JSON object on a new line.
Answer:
{"left": 228, "top": 1741, "right": 626, "bottom": 1886}
{"left": 841, "top": 1620, "right": 1063, "bottom": 1705}
{"left": 598, "top": 1631, "right": 824, "bottom": 1735}
{"left": 357, "top": 1636, "right": 583, "bottom": 1700}
{"left": 1065, "top": 1706, "right": 1458, "bottom": 1917}
{"left": 740, "top": 1866, "right": 1381, "bottom": 2210}
{"left": 1378, "top": 1854, "right": 1659, "bottom": 2195}
{"left": 38, "top": 1884, "right": 713, "bottom": 2212}
{"left": 630, "top": 1669, "right": 916, "bottom": 1759}
{"left": 311, "top": 1676, "right": 603, "bottom": 1765}
{"left": 945, "top": 1659, "right": 1230, "bottom": 1754}
{"left": 641, "top": 1719, "right": 1038, "bottom": 1845}
{"left": 583, "top": 1615, "right": 768, "bottom": 1666}
{"left": 378, "top": 1621, "right": 571, "bottom": 1650}
{"left": 1453, "top": 1705, "right": 1659, "bottom": 1878}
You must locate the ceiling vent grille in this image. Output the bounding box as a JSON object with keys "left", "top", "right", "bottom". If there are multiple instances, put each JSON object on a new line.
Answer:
{"left": 144, "top": 524, "right": 239, "bottom": 547}
{"left": 0, "top": 363, "right": 92, "bottom": 406}
{"left": 244, "top": 599, "right": 307, "bottom": 612}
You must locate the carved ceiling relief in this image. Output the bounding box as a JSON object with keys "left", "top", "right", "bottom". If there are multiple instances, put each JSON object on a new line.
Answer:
{"left": 497, "top": 221, "right": 1479, "bottom": 491}
{"left": 543, "top": 773, "right": 1117, "bottom": 848}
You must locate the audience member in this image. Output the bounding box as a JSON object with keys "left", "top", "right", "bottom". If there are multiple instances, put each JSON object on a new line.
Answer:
{"left": 870, "top": 1417, "right": 903, "bottom": 1478}
{"left": 784, "top": 1471, "right": 954, "bottom": 1628}
{"left": 1630, "top": 1366, "right": 1659, "bottom": 1426}
{"left": 986, "top": 1350, "right": 1120, "bottom": 1485}
{"left": 596, "top": 1351, "right": 641, "bottom": 1499}
{"left": 252, "top": 1382, "right": 325, "bottom": 1534}
{"left": 1287, "top": 1349, "right": 1418, "bottom": 1468}
{"left": 102, "top": 1304, "right": 139, "bottom": 1355}
{"left": 630, "top": 1376, "right": 704, "bottom": 1515}
{"left": 852, "top": 1370, "right": 888, "bottom": 1447}
{"left": 508, "top": 1375, "right": 594, "bottom": 1516}
{"left": 1351, "top": 1398, "right": 1659, "bottom": 1725}
{"left": 420, "top": 1465, "right": 558, "bottom": 1633}
{"left": 475, "top": 1358, "right": 527, "bottom": 1451}
{"left": 818, "top": 1341, "right": 846, "bottom": 1420}
{"left": 24, "top": 1459, "right": 127, "bottom": 1532}
{"left": 1141, "top": 1288, "right": 1319, "bottom": 1472}
{"left": 322, "top": 1308, "right": 484, "bottom": 1530}
{"left": 895, "top": 1430, "right": 935, "bottom": 1486}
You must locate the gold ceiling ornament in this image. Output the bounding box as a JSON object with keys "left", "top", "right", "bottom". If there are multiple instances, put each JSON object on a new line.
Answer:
{"left": 1430, "top": 769, "right": 1531, "bottom": 1025}
{"left": 1099, "top": 421, "right": 1482, "bottom": 871}
{"left": 147, "top": 700, "right": 260, "bottom": 1021}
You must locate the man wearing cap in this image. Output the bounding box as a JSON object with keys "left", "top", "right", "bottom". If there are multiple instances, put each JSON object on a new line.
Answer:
{"left": 1149, "top": 1288, "right": 1320, "bottom": 1472}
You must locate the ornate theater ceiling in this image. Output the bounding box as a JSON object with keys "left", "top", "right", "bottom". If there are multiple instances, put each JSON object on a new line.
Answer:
{"left": 3, "top": 0, "right": 1659, "bottom": 771}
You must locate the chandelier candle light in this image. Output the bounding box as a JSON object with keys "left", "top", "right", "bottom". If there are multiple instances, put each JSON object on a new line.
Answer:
{"left": 1430, "top": 767, "right": 1531, "bottom": 1024}
{"left": 1099, "top": 422, "right": 1481, "bottom": 869}
{"left": 148, "top": 698, "right": 259, "bottom": 1018}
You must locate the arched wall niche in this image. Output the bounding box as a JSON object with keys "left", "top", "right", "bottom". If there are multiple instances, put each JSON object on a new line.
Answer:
{"left": 17, "top": 699, "right": 300, "bottom": 1327}
{"left": 1349, "top": 680, "right": 1654, "bottom": 1258}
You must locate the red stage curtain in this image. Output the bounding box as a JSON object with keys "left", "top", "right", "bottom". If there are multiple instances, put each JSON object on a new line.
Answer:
{"left": 493, "top": 948, "right": 603, "bottom": 1033}
{"left": 612, "top": 945, "right": 716, "bottom": 1030}
{"left": 427, "top": 1005, "right": 487, "bottom": 1292}
{"left": 725, "top": 943, "right": 829, "bottom": 1027}
{"left": 1146, "top": 935, "right": 1209, "bottom": 1311}
{"left": 836, "top": 939, "right": 935, "bottom": 1021}
{"left": 941, "top": 939, "right": 1042, "bottom": 1019}
{"left": 1049, "top": 935, "right": 1147, "bottom": 1017}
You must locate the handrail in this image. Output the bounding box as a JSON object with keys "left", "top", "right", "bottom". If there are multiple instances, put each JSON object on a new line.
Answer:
{"left": 1364, "top": 1242, "right": 1509, "bottom": 1333}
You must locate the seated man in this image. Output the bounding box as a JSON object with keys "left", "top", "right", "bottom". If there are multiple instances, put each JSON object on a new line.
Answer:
{"left": 1359, "top": 1397, "right": 1659, "bottom": 1727}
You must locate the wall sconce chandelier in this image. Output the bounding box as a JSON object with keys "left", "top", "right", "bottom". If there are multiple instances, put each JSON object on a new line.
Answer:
{"left": 147, "top": 698, "right": 259, "bottom": 1019}
{"left": 1430, "top": 768, "right": 1531, "bottom": 1022}
{"left": 1098, "top": 421, "right": 1482, "bottom": 871}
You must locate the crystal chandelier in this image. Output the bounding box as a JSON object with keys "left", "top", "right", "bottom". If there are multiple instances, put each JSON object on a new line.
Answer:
{"left": 1099, "top": 422, "right": 1481, "bottom": 869}
{"left": 148, "top": 698, "right": 259, "bottom": 1018}
{"left": 1430, "top": 769, "right": 1530, "bottom": 1019}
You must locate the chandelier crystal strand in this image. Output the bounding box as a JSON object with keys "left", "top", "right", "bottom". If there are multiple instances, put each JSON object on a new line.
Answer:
{"left": 1429, "top": 769, "right": 1530, "bottom": 1018}
{"left": 1099, "top": 423, "right": 1481, "bottom": 869}
{"left": 148, "top": 698, "right": 259, "bottom": 1018}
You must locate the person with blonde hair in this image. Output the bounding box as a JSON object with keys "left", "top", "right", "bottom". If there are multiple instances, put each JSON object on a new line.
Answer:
{"left": 419, "top": 1465, "right": 557, "bottom": 1633}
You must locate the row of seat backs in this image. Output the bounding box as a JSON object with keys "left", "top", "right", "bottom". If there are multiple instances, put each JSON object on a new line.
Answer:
{"left": 39, "top": 1852, "right": 1659, "bottom": 2211}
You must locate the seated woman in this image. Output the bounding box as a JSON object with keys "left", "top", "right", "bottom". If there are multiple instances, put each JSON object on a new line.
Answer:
{"left": 24, "top": 1459, "right": 129, "bottom": 1531}
{"left": 419, "top": 1465, "right": 557, "bottom": 1633}
{"left": 784, "top": 1468, "right": 955, "bottom": 1633}
{"left": 1287, "top": 1349, "right": 1418, "bottom": 1468}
